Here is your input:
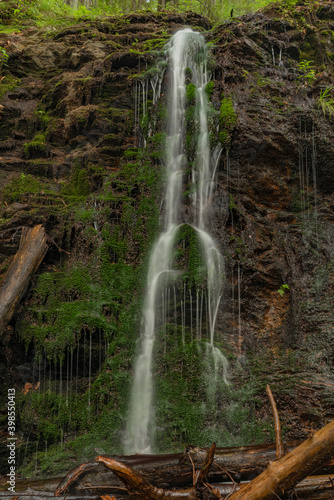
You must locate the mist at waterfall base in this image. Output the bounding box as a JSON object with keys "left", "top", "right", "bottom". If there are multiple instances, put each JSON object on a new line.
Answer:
{"left": 124, "top": 29, "right": 229, "bottom": 455}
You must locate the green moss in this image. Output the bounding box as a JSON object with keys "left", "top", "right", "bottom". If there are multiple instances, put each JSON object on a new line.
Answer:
{"left": 185, "top": 106, "right": 196, "bottom": 160}
{"left": 172, "top": 225, "right": 207, "bottom": 288}
{"left": 12, "top": 57, "right": 170, "bottom": 473}
{"left": 185, "top": 67, "right": 192, "bottom": 84}
{"left": 2, "top": 173, "right": 42, "bottom": 203}
{"left": 103, "top": 133, "right": 123, "bottom": 146}
{"left": 205, "top": 81, "right": 214, "bottom": 99}
{"left": 153, "top": 324, "right": 273, "bottom": 451}
{"left": 0, "top": 74, "right": 21, "bottom": 101}
{"left": 148, "top": 132, "right": 167, "bottom": 161}
{"left": 186, "top": 83, "right": 197, "bottom": 104}
{"left": 219, "top": 96, "right": 237, "bottom": 148}
{"left": 123, "top": 148, "right": 139, "bottom": 159}
{"left": 142, "top": 37, "right": 166, "bottom": 51}
{"left": 61, "top": 163, "right": 91, "bottom": 198}
{"left": 34, "top": 108, "right": 51, "bottom": 130}
{"left": 24, "top": 133, "right": 47, "bottom": 159}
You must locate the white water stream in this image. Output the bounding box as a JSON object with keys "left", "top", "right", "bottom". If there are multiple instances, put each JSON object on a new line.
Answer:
{"left": 124, "top": 29, "right": 227, "bottom": 454}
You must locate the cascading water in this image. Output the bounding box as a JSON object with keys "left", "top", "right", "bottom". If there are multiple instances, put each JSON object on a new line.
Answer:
{"left": 124, "top": 28, "right": 228, "bottom": 455}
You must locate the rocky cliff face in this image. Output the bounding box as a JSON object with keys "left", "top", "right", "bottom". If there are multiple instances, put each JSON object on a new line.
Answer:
{"left": 209, "top": 2, "right": 334, "bottom": 440}
{"left": 0, "top": 2, "right": 333, "bottom": 478}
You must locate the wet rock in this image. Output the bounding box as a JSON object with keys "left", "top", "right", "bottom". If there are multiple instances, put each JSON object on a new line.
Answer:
{"left": 2, "top": 203, "right": 30, "bottom": 218}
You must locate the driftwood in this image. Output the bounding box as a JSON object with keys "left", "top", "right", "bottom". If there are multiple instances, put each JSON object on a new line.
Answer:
{"left": 228, "top": 418, "right": 334, "bottom": 500}
{"left": 0, "top": 225, "right": 48, "bottom": 334}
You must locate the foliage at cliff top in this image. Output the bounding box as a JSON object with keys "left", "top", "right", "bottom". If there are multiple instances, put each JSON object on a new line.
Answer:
{"left": 0, "top": 0, "right": 300, "bottom": 30}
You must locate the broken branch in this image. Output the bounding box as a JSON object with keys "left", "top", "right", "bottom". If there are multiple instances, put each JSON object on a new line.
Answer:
{"left": 266, "top": 384, "right": 284, "bottom": 459}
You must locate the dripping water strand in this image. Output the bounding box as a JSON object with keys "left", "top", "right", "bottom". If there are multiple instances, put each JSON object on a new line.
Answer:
{"left": 311, "top": 123, "right": 319, "bottom": 248}
{"left": 237, "top": 262, "right": 242, "bottom": 357}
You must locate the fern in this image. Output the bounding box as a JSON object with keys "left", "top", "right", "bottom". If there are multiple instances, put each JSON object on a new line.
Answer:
{"left": 318, "top": 86, "right": 334, "bottom": 119}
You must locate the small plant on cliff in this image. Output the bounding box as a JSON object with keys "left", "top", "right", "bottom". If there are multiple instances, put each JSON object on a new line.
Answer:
{"left": 297, "top": 60, "right": 316, "bottom": 85}
{"left": 0, "top": 47, "right": 9, "bottom": 70}
{"left": 278, "top": 284, "right": 289, "bottom": 297}
{"left": 318, "top": 86, "right": 334, "bottom": 119}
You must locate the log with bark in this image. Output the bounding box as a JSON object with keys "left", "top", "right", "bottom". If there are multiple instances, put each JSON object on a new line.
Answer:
{"left": 94, "top": 444, "right": 217, "bottom": 500}
{"left": 53, "top": 445, "right": 285, "bottom": 496}
{"left": 228, "top": 418, "right": 334, "bottom": 500}
{"left": 54, "top": 388, "right": 334, "bottom": 500}
{"left": 95, "top": 420, "right": 334, "bottom": 499}
{"left": 0, "top": 225, "right": 48, "bottom": 334}
{"left": 54, "top": 441, "right": 334, "bottom": 497}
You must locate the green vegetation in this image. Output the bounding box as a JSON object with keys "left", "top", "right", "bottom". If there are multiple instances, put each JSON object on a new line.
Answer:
{"left": 155, "top": 330, "right": 275, "bottom": 450}
{"left": 219, "top": 96, "right": 237, "bottom": 148}
{"left": 0, "top": 47, "right": 9, "bottom": 70}
{"left": 14, "top": 100, "right": 164, "bottom": 475}
{"left": 205, "top": 81, "right": 214, "bottom": 99}
{"left": 2, "top": 173, "right": 42, "bottom": 203}
{"left": 0, "top": 0, "right": 304, "bottom": 31}
{"left": 173, "top": 225, "right": 208, "bottom": 288}
{"left": 318, "top": 86, "right": 334, "bottom": 119}
{"left": 0, "top": 74, "right": 21, "bottom": 102}
{"left": 24, "top": 134, "right": 47, "bottom": 159}
{"left": 186, "top": 83, "right": 197, "bottom": 104}
{"left": 278, "top": 284, "right": 289, "bottom": 297}
{"left": 297, "top": 60, "right": 316, "bottom": 84}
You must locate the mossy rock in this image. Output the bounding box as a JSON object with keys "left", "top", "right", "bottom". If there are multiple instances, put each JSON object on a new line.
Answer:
{"left": 219, "top": 97, "right": 237, "bottom": 148}
{"left": 24, "top": 141, "right": 48, "bottom": 159}
{"left": 186, "top": 83, "right": 197, "bottom": 104}
{"left": 0, "top": 74, "right": 21, "bottom": 101}
{"left": 102, "top": 133, "right": 123, "bottom": 146}
{"left": 205, "top": 81, "right": 214, "bottom": 99}
{"left": 2, "top": 173, "right": 42, "bottom": 203}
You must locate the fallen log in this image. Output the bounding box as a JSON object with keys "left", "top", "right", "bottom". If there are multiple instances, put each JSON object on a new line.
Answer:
{"left": 95, "top": 419, "right": 334, "bottom": 500}
{"left": 8, "top": 475, "right": 334, "bottom": 499}
{"left": 204, "top": 476, "right": 334, "bottom": 499}
{"left": 93, "top": 456, "right": 334, "bottom": 500}
{"left": 93, "top": 446, "right": 216, "bottom": 499}
{"left": 0, "top": 225, "right": 48, "bottom": 334}
{"left": 96, "top": 456, "right": 197, "bottom": 499}
{"left": 228, "top": 419, "right": 334, "bottom": 500}
{"left": 54, "top": 442, "right": 334, "bottom": 496}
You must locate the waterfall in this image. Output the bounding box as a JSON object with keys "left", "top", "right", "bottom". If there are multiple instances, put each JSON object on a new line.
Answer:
{"left": 124, "top": 28, "right": 227, "bottom": 455}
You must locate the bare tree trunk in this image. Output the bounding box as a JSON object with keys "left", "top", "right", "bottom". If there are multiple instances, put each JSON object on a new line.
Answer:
{"left": 0, "top": 225, "right": 48, "bottom": 334}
